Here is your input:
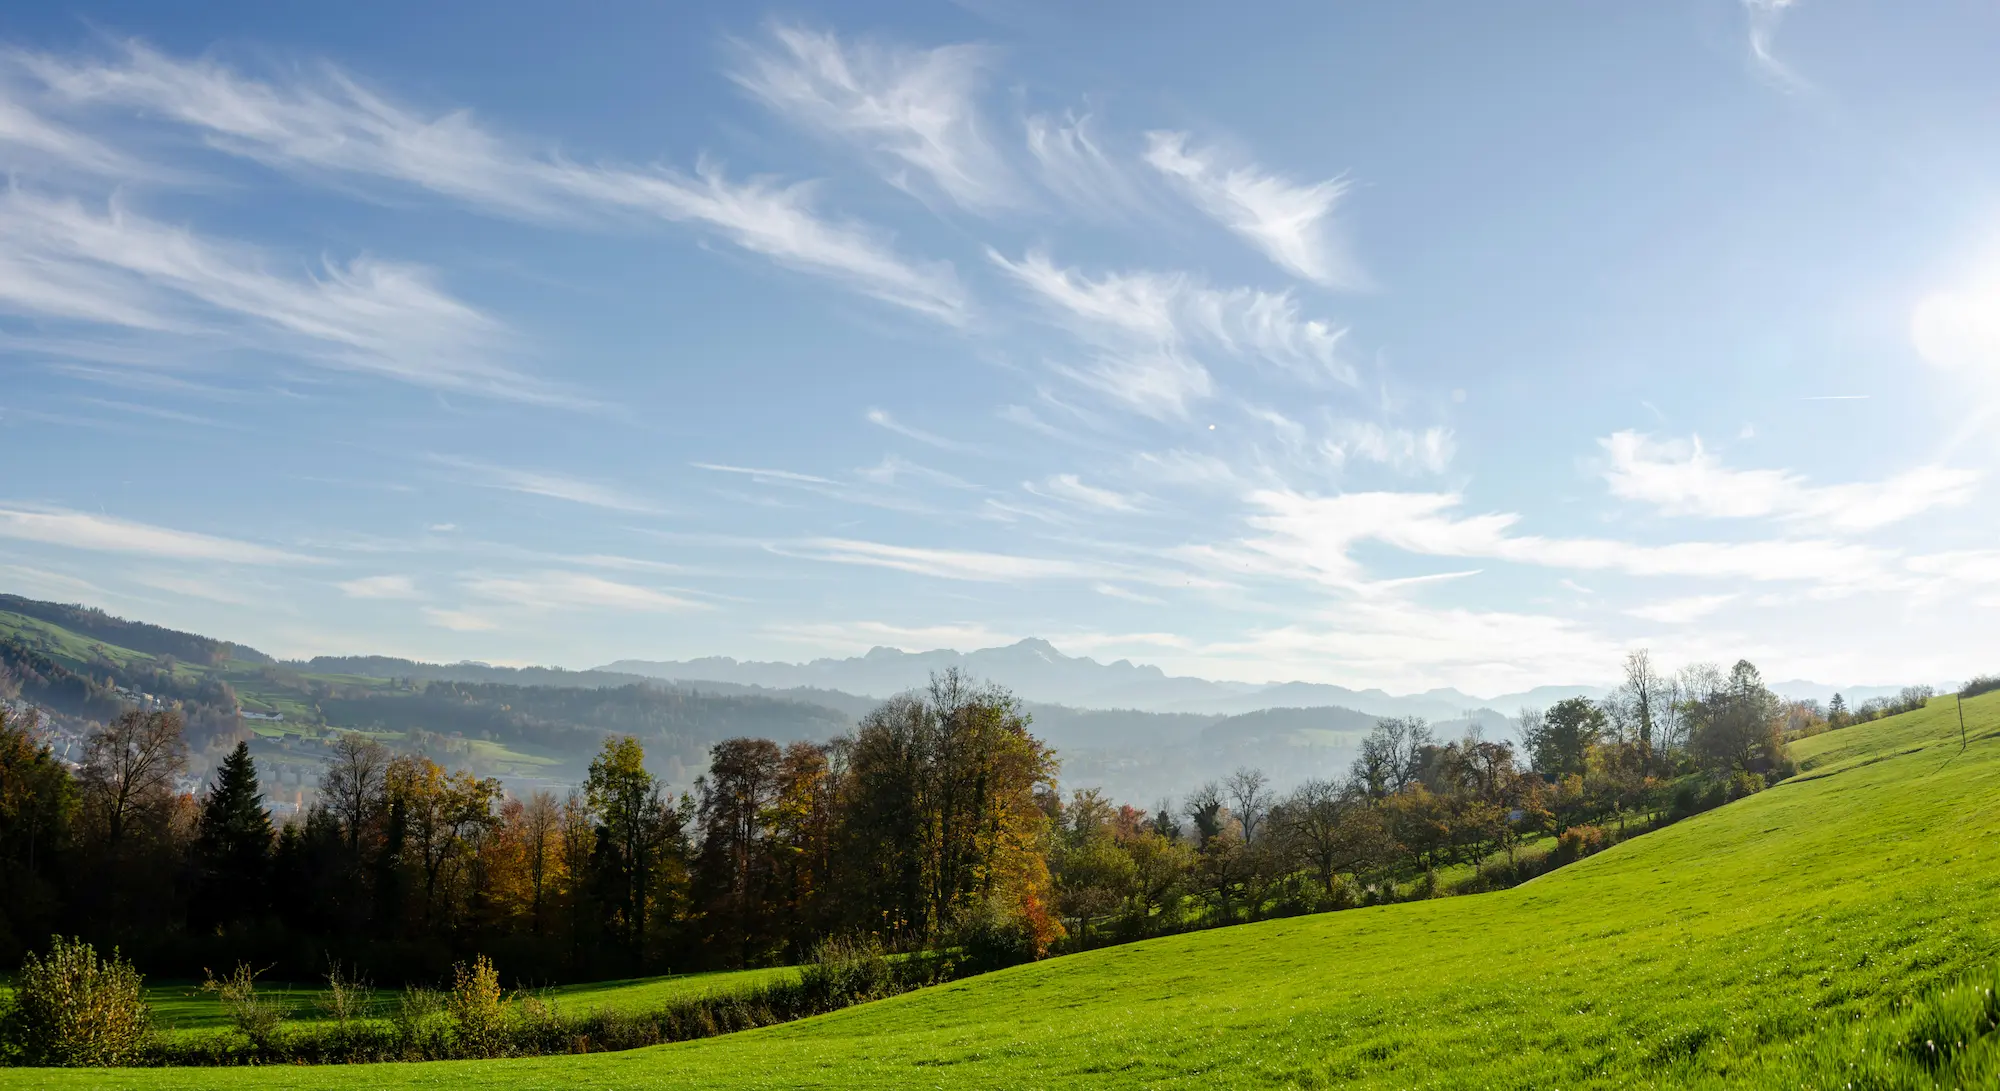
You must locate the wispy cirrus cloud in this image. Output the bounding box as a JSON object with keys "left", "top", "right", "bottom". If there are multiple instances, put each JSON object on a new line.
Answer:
{"left": 730, "top": 22, "right": 1017, "bottom": 214}
{"left": 1026, "top": 473, "right": 1145, "bottom": 512}
{"left": 0, "top": 505, "right": 313, "bottom": 564}
{"left": 0, "top": 188, "right": 575, "bottom": 404}
{"left": 337, "top": 574, "right": 422, "bottom": 600}
{"left": 461, "top": 570, "right": 705, "bottom": 613}
{"left": 865, "top": 407, "right": 979, "bottom": 452}
{"left": 19, "top": 41, "right": 969, "bottom": 324}
{"left": 1743, "top": 0, "right": 1805, "bottom": 87}
{"left": 1207, "top": 489, "right": 1897, "bottom": 592}
{"left": 433, "top": 455, "right": 659, "bottom": 513}
{"left": 990, "top": 248, "right": 1352, "bottom": 418}
{"left": 1143, "top": 131, "right": 1363, "bottom": 289}
{"left": 1024, "top": 110, "right": 1145, "bottom": 219}
{"left": 1600, "top": 431, "right": 1977, "bottom": 531}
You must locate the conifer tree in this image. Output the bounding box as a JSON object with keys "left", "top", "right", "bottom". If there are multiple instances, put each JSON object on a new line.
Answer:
{"left": 192, "top": 740, "right": 274, "bottom": 928}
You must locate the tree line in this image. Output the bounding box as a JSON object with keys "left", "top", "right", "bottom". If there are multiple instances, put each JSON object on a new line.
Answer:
{"left": 0, "top": 654, "right": 1961, "bottom": 982}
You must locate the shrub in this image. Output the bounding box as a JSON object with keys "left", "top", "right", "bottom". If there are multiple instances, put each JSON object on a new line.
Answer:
{"left": 1552, "top": 825, "right": 1607, "bottom": 865}
{"left": 200, "top": 962, "right": 287, "bottom": 1051}
{"left": 1961, "top": 675, "right": 2000, "bottom": 699}
{"left": 448, "top": 955, "right": 508, "bottom": 1057}
{"left": 1726, "top": 771, "right": 1764, "bottom": 801}
{"left": 315, "top": 962, "right": 374, "bottom": 1033}
{"left": 0, "top": 936, "right": 151, "bottom": 1066}
{"left": 391, "top": 985, "right": 450, "bottom": 1057}
{"left": 799, "top": 936, "right": 893, "bottom": 1009}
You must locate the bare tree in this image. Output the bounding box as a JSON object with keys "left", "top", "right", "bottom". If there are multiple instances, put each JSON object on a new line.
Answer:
{"left": 1225, "top": 768, "right": 1272, "bottom": 843}
{"left": 320, "top": 733, "right": 389, "bottom": 853}
{"left": 521, "top": 790, "right": 560, "bottom": 934}
{"left": 1618, "top": 650, "right": 1665, "bottom": 768}
{"left": 80, "top": 708, "right": 189, "bottom": 849}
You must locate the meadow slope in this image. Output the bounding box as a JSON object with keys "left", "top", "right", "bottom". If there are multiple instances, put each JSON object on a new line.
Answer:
{"left": 8, "top": 694, "right": 1999, "bottom": 1089}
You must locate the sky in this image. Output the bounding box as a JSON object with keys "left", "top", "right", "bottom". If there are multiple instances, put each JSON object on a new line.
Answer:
{"left": 3, "top": 0, "right": 1999, "bottom": 696}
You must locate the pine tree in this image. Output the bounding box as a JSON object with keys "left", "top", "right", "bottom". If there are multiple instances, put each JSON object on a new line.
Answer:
{"left": 192, "top": 740, "right": 274, "bottom": 928}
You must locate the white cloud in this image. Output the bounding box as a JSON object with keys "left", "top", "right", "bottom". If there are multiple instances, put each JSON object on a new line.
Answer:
{"left": 0, "top": 189, "right": 573, "bottom": 404}
{"left": 422, "top": 606, "right": 498, "bottom": 632}
{"left": 1027, "top": 473, "right": 1144, "bottom": 512}
{"left": 1025, "top": 110, "right": 1143, "bottom": 218}
{"left": 0, "top": 92, "right": 134, "bottom": 175}
{"left": 788, "top": 538, "right": 1102, "bottom": 582}
{"left": 1218, "top": 489, "right": 1895, "bottom": 592}
{"left": 731, "top": 22, "right": 1015, "bottom": 214}
{"left": 23, "top": 41, "right": 968, "bottom": 324}
{"left": 1743, "top": 0, "right": 1805, "bottom": 87}
{"left": 857, "top": 455, "right": 974, "bottom": 489}
{"left": 461, "top": 570, "right": 703, "bottom": 613}
{"left": 1330, "top": 421, "right": 1456, "bottom": 474}
{"left": 1601, "top": 431, "right": 1978, "bottom": 531}
{"left": 1143, "top": 131, "right": 1363, "bottom": 288}
{"left": 0, "top": 506, "right": 311, "bottom": 564}
{"left": 990, "top": 248, "right": 1352, "bottom": 418}
{"left": 865, "top": 407, "right": 973, "bottom": 451}
{"left": 1626, "top": 593, "right": 1737, "bottom": 624}
{"left": 338, "top": 574, "right": 421, "bottom": 600}
{"left": 434, "top": 455, "right": 658, "bottom": 513}
{"left": 1093, "top": 582, "right": 1163, "bottom": 605}
{"left": 692, "top": 462, "right": 839, "bottom": 486}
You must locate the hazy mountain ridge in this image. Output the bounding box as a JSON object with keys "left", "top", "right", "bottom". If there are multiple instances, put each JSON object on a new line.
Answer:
{"left": 603, "top": 639, "right": 1611, "bottom": 720}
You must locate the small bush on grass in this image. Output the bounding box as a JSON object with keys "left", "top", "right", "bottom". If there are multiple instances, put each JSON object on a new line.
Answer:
{"left": 200, "top": 962, "right": 287, "bottom": 1052}
{"left": 0, "top": 936, "right": 151, "bottom": 1066}
{"left": 448, "top": 955, "right": 508, "bottom": 1057}
{"left": 1552, "top": 825, "right": 1607, "bottom": 865}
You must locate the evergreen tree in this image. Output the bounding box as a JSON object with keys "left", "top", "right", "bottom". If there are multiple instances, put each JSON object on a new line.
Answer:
{"left": 192, "top": 740, "right": 274, "bottom": 929}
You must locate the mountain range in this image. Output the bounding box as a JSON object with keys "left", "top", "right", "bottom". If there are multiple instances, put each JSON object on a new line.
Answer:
{"left": 604, "top": 638, "right": 1931, "bottom": 720}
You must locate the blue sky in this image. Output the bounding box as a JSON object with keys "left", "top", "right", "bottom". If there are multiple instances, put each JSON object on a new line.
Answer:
{"left": 3, "top": 0, "right": 1998, "bottom": 695}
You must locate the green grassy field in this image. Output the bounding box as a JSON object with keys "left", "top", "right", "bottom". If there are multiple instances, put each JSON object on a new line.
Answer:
{"left": 7, "top": 693, "right": 1998, "bottom": 1088}
{"left": 130, "top": 967, "right": 797, "bottom": 1042}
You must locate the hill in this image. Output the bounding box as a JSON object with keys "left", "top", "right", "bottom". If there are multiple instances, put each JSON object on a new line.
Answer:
{"left": 28, "top": 692, "right": 2000, "bottom": 1087}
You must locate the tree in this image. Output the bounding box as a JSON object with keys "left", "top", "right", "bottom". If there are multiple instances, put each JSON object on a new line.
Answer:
{"left": 585, "top": 736, "right": 684, "bottom": 966}
{"left": 1224, "top": 768, "right": 1272, "bottom": 844}
{"left": 1690, "top": 660, "right": 1784, "bottom": 774}
{"left": 191, "top": 740, "right": 274, "bottom": 928}
{"left": 693, "top": 737, "right": 784, "bottom": 963}
{"left": 1828, "top": 692, "right": 1849, "bottom": 729}
{"left": 1351, "top": 717, "right": 1434, "bottom": 799}
{"left": 320, "top": 733, "right": 389, "bottom": 854}
{"left": 1182, "top": 782, "right": 1226, "bottom": 845}
{"left": 79, "top": 708, "right": 187, "bottom": 851}
{"left": 0, "top": 708, "right": 76, "bottom": 959}
{"left": 1284, "top": 778, "right": 1390, "bottom": 898}
{"left": 1526, "top": 698, "right": 1606, "bottom": 780}
{"left": 1617, "top": 650, "right": 1665, "bottom": 768}
{"left": 838, "top": 670, "right": 1059, "bottom": 949}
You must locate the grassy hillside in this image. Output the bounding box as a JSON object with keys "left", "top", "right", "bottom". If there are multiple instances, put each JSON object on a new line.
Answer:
{"left": 12, "top": 692, "right": 1996, "bottom": 1087}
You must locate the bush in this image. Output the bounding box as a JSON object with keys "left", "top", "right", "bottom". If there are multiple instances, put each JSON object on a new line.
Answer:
{"left": 448, "top": 955, "right": 508, "bottom": 1057}
{"left": 200, "top": 963, "right": 287, "bottom": 1051}
{"left": 1552, "top": 825, "right": 1608, "bottom": 865}
{"left": 0, "top": 936, "right": 151, "bottom": 1066}
{"left": 1726, "top": 771, "right": 1764, "bottom": 801}
{"left": 799, "top": 937, "right": 893, "bottom": 1009}
{"left": 1961, "top": 675, "right": 2000, "bottom": 699}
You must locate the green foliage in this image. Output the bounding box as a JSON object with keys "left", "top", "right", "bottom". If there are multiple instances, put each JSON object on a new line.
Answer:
{"left": 1961, "top": 674, "right": 2000, "bottom": 699}
{"left": 198, "top": 964, "right": 285, "bottom": 1050}
{"left": 1524, "top": 697, "right": 1606, "bottom": 778}
{"left": 446, "top": 956, "right": 506, "bottom": 1057}
{"left": 1, "top": 936, "right": 150, "bottom": 1066}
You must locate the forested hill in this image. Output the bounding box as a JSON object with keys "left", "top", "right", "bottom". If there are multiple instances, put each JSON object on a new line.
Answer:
{"left": 0, "top": 594, "right": 271, "bottom": 666}
{"left": 0, "top": 595, "right": 856, "bottom": 774}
